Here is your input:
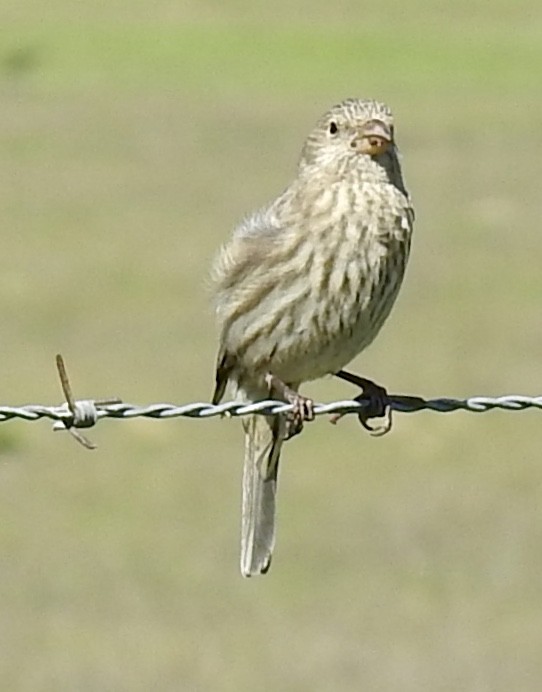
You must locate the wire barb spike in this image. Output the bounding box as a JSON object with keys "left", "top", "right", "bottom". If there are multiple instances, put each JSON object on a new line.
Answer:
{"left": 54, "top": 354, "right": 98, "bottom": 449}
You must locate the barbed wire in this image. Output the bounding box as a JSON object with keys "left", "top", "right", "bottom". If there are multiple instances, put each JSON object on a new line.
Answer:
{"left": 0, "top": 355, "right": 539, "bottom": 449}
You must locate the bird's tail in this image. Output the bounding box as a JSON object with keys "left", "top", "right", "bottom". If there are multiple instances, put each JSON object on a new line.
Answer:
{"left": 240, "top": 413, "right": 285, "bottom": 577}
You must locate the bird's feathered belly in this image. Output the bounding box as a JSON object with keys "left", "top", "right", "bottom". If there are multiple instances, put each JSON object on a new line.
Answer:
{"left": 270, "top": 214, "right": 409, "bottom": 383}
{"left": 217, "top": 183, "right": 412, "bottom": 388}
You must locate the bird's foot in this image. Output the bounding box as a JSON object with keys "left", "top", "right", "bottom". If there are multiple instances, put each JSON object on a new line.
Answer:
{"left": 331, "top": 370, "right": 392, "bottom": 437}
{"left": 265, "top": 373, "right": 314, "bottom": 440}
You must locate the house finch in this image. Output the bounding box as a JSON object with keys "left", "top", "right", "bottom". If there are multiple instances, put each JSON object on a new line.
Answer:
{"left": 211, "top": 98, "right": 414, "bottom": 577}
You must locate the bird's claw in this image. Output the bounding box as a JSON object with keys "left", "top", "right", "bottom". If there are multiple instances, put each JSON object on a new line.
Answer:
{"left": 330, "top": 372, "right": 392, "bottom": 437}
{"left": 284, "top": 394, "right": 314, "bottom": 440}
{"left": 356, "top": 382, "right": 392, "bottom": 436}
{"left": 265, "top": 373, "right": 314, "bottom": 440}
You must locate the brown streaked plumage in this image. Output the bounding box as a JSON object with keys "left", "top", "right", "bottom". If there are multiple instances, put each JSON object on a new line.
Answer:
{"left": 211, "top": 98, "right": 414, "bottom": 576}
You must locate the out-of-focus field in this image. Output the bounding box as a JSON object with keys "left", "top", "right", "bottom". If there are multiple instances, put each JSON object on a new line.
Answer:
{"left": 1, "top": 1, "right": 542, "bottom": 689}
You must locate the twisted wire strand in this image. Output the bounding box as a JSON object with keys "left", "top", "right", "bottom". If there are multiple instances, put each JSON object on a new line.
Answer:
{"left": 1, "top": 394, "right": 542, "bottom": 428}
{"left": 3, "top": 358, "right": 537, "bottom": 449}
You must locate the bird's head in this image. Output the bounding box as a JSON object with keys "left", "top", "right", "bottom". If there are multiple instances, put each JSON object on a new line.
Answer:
{"left": 298, "top": 98, "right": 401, "bottom": 184}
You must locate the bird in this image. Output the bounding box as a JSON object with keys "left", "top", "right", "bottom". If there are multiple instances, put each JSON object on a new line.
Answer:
{"left": 210, "top": 98, "right": 414, "bottom": 577}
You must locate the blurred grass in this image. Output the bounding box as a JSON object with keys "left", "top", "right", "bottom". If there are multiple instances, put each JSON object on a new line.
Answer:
{"left": 1, "top": 1, "right": 542, "bottom": 690}
{"left": 1, "top": 21, "right": 542, "bottom": 103}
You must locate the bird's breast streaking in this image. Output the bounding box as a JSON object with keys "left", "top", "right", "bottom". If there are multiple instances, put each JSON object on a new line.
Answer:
{"left": 249, "top": 178, "right": 412, "bottom": 384}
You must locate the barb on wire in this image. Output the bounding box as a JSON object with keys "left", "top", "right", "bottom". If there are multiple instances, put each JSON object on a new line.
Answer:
{"left": 0, "top": 355, "right": 540, "bottom": 449}
{"left": 50, "top": 354, "right": 121, "bottom": 449}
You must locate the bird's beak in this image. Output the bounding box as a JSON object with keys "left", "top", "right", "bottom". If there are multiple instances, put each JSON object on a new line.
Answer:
{"left": 352, "top": 119, "right": 392, "bottom": 156}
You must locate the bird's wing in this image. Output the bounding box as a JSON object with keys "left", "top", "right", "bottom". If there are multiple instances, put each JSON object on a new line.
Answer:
{"left": 212, "top": 203, "right": 291, "bottom": 297}
{"left": 211, "top": 204, "right": 288, "bottom": 402}
{"left": 233, "top": 203, "right": 283, "bottom": 239}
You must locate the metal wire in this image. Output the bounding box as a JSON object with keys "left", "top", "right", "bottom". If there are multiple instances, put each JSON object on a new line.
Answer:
{"left": 2, "top": 393, "right": 542, "bottom": 427}
{"left": 2, "top": 356, "right": 540, "bottom": 448}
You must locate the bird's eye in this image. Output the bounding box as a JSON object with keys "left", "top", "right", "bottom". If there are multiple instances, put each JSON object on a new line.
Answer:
{"left": 329, "top": 121, "right": 338, "bottom": 135}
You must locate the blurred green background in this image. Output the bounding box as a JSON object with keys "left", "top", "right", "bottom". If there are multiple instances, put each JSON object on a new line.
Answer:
{"left": 1, "top": 1, "right": 542, "bottom": 689}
